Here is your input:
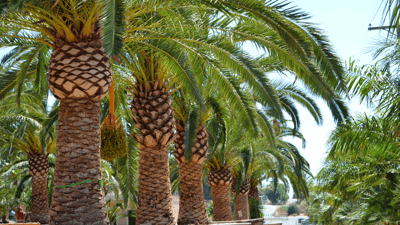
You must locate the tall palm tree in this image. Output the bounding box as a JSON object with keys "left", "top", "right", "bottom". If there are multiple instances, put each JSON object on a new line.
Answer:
{"left": 0, "top": 0, "right": 125, "bottom": 222}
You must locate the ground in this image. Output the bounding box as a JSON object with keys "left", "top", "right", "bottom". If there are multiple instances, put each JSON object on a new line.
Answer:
{"left": 263, "top": 205, "right": 309, "bottom": 225}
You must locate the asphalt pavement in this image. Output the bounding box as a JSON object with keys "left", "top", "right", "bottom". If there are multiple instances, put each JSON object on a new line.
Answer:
{"left": 263, "top": 205, "right": 309, "bottom": 225}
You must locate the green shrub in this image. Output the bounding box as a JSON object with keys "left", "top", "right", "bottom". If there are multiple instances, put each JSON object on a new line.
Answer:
{"left": 275, "top": 205, "right": 288, "bottom": 216}
{"left": 206, "top": 201, "right": 213, "bottom": 218}
{"left": 249, "top": 198, "right": 264, "bottom": 219}
{"left": 288, "top": 203, "right": 300, "bottom": 216}
{"left": 101, "top": 125, "right": 128, "bottom": 161}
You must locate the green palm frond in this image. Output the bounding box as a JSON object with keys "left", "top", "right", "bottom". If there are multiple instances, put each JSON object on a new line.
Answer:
{"left": 184, "top": 109, "right": 199, "bottom": 163}
{"left": 274, "top": 80, "right": 323, "bottom": 126}
{"left": 114, "top": 135, "right": 139, "bottom": 209}
{"left": 327, "top": 114, "right": 400, "bottom": 161}
{"left": 102, "top": 0, "right": 125, "bottom": 57}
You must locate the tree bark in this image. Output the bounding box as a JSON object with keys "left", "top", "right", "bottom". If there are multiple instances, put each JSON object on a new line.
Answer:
{"left": 249, "top": 186, "right": 259, "bottom": 200}
{"left": 232, "top": 178, "right": 250, "bottom": 220}
{"left": 177, "top": 163, "right": 209, "bottom": 225}
{"left": 174, "top": 123, "right": 209, "bottom": 224}
{"left": 50, "top": 99, "right": 108, "bottom": 225}
{"left": 131, "top": 81, "right": 176, "bottom": 225}
{"left": 211, "top": 185, "right": 232, "bottom": 221}
{"left": 28, "top": 153, "right": 50, "bottom": 224}
{"left": 31, "top": 175, "right": 50, "bottom": 223}
{"left": 136, "top": 145, "right": 174, "bottom": 225}
{"left": 234, "top": 194, "right": 249, "bottom": 220}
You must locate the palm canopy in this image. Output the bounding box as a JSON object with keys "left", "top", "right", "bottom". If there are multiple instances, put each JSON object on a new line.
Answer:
{"left": 205, "top": 0, "right": 349, "bottom": 123}
{"left": 0, "top": 0, "right": 349, "bottom": 124}
{"left": 0, "top": 34, "right": 50, "bottom": 104}
{"left": 346, "top": 37, "right": 400, "bottom": 122}
{"left": 0, "top": 0, "right": 125, "bottom": 56}
{"left": 0, "top": 77, "right": 58, "bottom": 156}
{"left": 247, "top": 124, "right": 310, "bottom": 199}
{"left": 313, "top": 111, "right": 400, "bottom": 224}
{"left": 326, "top": 114, "right": 400, "bottom": 162}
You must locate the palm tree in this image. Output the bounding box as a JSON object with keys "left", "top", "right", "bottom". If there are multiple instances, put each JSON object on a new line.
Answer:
{"left": 0, "top": 0, "right": 125, "bottom": 221}
{"left": 204, "top": 115, "right": 246, "bottom": 221}
{"left": 0, "top": 1, "right": 349, "bottom": 223}
{"left": 10, "top": 129, "right": 56, "bottom": 224}
{"left": 173, "top": 102, "right": 211, "bottom": 224}
{"left": 231, "top": 161, "right": 251, "bottom": 220}
{"left": 0, "top": 74, "right": 59, "bottom": 223}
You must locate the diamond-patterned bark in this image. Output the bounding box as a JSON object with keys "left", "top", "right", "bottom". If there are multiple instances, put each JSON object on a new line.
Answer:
{"left": 131, "top": 81, "right": 176, "bottom": 225}
{"left": 28, "top": 153, "right": 50, "bottom": 224}
{"left": 48, "top": 39, "right": 111, "bottom": 100}
{"left": 209, "top": 168, "right": 233, "bottom": 221}
{"left": 177, "top": 163, "right": 209, "bottom": 225}
{"left": 174, "top": 122, "right": 208, "bottom": 164}
{"left": 174, "top": 122, "right": 209, "bottom": 224}
{"left": 28, "top": 153, "right": 49, "bottom": 177}
{"left": 249, "top": 186, "right": 260, "bottom": 200}
{"left": 209, "top": 168, "right": 232, "bottom": 187}
{"left": 231, "top": 178, "right": 250, "bottom": 221}
{"left": 131, "top": 82, "right": 176, "bottom": 149}
{"left": 50, "top": 99, "right": 109, "bottom": 224}
{"left": 234, "top": 192, "right": 250, "bottom": 220}
{"left": 210, "top": 185, "right": 233, "bottom": 221}
{"left": 231, "top": 178, "right": 250, "bottom": 195}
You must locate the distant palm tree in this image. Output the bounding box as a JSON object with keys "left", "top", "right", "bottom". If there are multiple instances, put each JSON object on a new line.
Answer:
{"left": 11, "top": 129, "right": 56, "bottom": 224}
{"left": 0, "top": 78, "right": 58, "bottom": 223}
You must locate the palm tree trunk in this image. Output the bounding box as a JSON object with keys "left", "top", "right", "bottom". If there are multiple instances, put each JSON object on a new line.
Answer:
{"left": 31, "top": 176, "right": 50, "bottom": 223}
{"left": 28, "top": 153, "right": 50, "bottom": 224}
{"left": 174, "top": 122, "right": 209, "bottom": 224}
{"left": 234, "top": 194, "right": 249, "bottom": 220}
{"left": 209, "top": 168, "right": 233, "bottom": 221}
{"left": 210, "top": 184, "right": 232, "bottom": 221}
{"left": 132, "top": 82, "right": 176, "bottom": 225}
{"left": 177, "top": 163, "right": 209, "bottom": 224}
{"left": 50, "top": 99, "right": 108, "bottom": 224}
{"left": 232, "top": 178, "right": 250, "bottom": 220}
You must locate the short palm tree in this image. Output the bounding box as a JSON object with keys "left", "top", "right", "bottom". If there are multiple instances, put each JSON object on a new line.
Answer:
{"left": 173, "top": 100, "right": 211, "bottom": 224}
{"left": 172, "top": 81, "right": 241, "bottom": 224}
{"left": 0, "top": 76, "right": 59, "bottom": 223}
{"left": 231, "top": 149, "right": 252, "bottom": 221}
{"left": 10, "top": 129, "right": 56, "bottom": 224}
{"left": 204, "top": 116, "right": 245, "bottom": 221}
{"left": 0, "top": 96, "right": 57, "bottom": 224}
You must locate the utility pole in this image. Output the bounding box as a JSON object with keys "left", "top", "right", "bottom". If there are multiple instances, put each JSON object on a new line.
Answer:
{"left": 368, "top": 24, "right": 400, "bottom": 38}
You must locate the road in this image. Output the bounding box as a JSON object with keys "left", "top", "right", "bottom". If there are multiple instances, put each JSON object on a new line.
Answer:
{"left": 263, "top": 205, "right": 309, "bottom": 225}
{"left": 263, "top": 205, "right": 280, "bottom": 217}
